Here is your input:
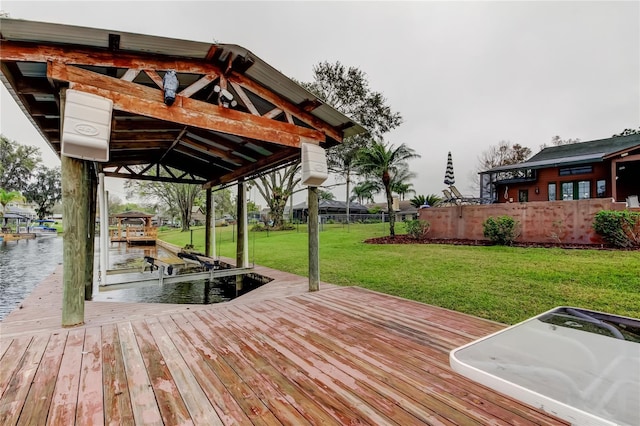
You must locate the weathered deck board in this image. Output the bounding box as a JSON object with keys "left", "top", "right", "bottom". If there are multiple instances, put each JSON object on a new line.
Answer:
{"left": 0, "top": 278, "right": 572, "bottom": 425}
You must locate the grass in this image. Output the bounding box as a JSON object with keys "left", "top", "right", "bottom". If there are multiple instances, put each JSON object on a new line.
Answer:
{"left": 159, "top": 223, "right": 640, "bottom": 324}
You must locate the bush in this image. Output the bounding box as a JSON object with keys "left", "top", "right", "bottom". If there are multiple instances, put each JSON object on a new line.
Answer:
{"left": 483, "top": 215, "right": 520, "bottom": 245}
{"left": 404, "top": 219, "right": 430, "bottom": 240}
{"left": 593, "top": 210, "right": 640, "bottom": 248}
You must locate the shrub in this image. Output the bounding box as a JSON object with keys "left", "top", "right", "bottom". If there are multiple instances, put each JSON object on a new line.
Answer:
{"left": 483, "top": 215, "right": 520, "bottom": 245}
{"left": 404, "top": 219, "right": 430, "bottom": 240}
{"left": 593, "top": 210, "right": 640, "bottom": 248}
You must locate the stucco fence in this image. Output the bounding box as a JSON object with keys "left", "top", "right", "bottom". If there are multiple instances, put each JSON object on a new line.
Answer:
{"left": 417, "top": 199, "right": 631, "bottom": 245}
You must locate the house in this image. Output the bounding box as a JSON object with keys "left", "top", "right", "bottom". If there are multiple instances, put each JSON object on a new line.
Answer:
{"left": 479, "top": 134, "right": 640, "bottom": 204}
{"left": 291, "top": 200, "right": 369, "bottom": 223}
{"left": 366, "top": 198, "right": 419, "bottom": 222}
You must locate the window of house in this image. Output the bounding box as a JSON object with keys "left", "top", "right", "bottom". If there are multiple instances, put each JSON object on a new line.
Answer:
{"left": 518, "top": 190, "right": 528, "bottom": 202}
{"left": 561, "top": 181, "right": 592, "bottom": 200}
{"left": 596, "top": 180, "right": 606, "bottom": 198}
{"left": 561, "top": 182, "right": 573, "bottom": 200}
{"left": 559, "top": 165, "right": 593, "bottom": 176}
{"left": 548, "top": 183, "right": 556, "bottom": 201}
{"left": 578, "top": 181, "right": 590, "bottom": 199}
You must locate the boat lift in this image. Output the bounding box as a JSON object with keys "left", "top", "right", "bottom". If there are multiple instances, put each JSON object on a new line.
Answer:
{"left": 99, "top": 252, "right": 254, "bottom": 292}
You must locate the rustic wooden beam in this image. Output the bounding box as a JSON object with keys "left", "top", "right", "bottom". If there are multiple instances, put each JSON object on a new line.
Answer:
{"left": 205, "top": 188, "right": 212, "bottom": 258}
{"left": 48, "top": 63, "right": 325, "bottom": 148}
{"left": 61, "top": 155, "right": 89, "bottom": 326}
{"left": 120, "top": 69, "right": 140, "bottom": 82}
{"left": 203, "top": 148, "right": 298, "bottom": 189}
{"left": 235, "top": 179, "right": 246, "bottom": 293}
{"left": 103, "top": 171, "right": 206, "bottom": 185}
{"left": 228, "top": 76, "right": 343, "bottom": 142}
{"left": 308, "top": 186, "right": 319, "bottom": 292}
{"left": 229, "top": 82, "right": 260, "bottom": 115}
{"left": 3, "top": 41, "right": 345, "bottom": 142}
{"left": 178, "top": 74, "right": 217, "bottom": 98}
{"left": 143, "top": 70, "right": 164, "bottom": 89}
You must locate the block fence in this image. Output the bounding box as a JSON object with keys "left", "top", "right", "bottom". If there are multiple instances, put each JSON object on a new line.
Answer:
{"left": 417, "top": 199, "right": 630, "bottom": 245}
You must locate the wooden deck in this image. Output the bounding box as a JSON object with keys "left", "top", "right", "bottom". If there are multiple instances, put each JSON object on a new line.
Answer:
{"left": 0, "top": 268, "right": 569, "bottom": 425}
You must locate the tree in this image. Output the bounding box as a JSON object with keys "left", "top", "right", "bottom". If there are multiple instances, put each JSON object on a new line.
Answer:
{"left": 0, "top": 135, "right": 41, "bottom": 192}
{"left": 351, "top": 181, "right": 380, "bottom": 205}
{"left": 391, "top": 172, "right": 416, "bottom": 201}
{"left": 410, "top": 194, "right": 443, "bottom": 208}
{"left": 252, "top": 163, "right": 300, "bottom": 229}
{"left": 613, "top": 127, "right": 640, "bottom": 137}
{"left": 23, "top": 166, "right": 62, "bottom": 219}
{"left": 301, "top": 61, "right": 403, "bottom": 222}
{"left": 0, "top": 188, "right": 25, "bottom": 219}
{"left": 355, "top": 141, "right": 420, "bottom": 237}
{"left": 471, "top": 140, "right": 533, "bottom": 192}
{"left": 126, "top": 178, "right": 202, "bottom": 232}
{"left": 539, "top": 135, "right": 581, "bottom": 150}
{"left": 318, "top": 189, "right": 336, "bottom": 201}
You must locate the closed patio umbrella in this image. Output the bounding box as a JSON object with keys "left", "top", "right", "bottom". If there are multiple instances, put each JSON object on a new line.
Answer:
{"left": 444, "top": 151, "right": 455, "bottom": 186}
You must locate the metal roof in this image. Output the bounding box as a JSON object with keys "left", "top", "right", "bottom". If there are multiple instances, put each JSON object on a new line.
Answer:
{"left": 0, "top": 17, "right": 366, "bottom": 187}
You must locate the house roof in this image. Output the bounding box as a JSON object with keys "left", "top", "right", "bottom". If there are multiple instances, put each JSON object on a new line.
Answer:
{"left": 483, "top": 134, "right": 640, "bottom": 173}
{"left": 0, "top": 17, "right": 366, "bottom": 189}
{"left": 291, "top": 199, "right": 369, "bottom": 212}
{"left": 113, "top": 211, "right": 154, "bottom": 218}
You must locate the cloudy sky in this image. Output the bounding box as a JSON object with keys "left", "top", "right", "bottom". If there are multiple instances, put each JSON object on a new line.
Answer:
{"left": 1, "top": 1, "right": 638, "bottom": 204}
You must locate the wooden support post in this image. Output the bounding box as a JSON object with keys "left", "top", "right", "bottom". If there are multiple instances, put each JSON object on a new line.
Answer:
{"left": 308, "top": 186, "right": 320, "bottom": 292}
{"left": 61, "top": 155, "right": 89, "bottom": 326}
{"left": 85, "top": 168, "right": 97, "bottom": 300}
{"left": 205, "top": 188, "right": 212, "bottom": 257}
{"left": 235, "top": 179, "right": 246, "bottom": 293}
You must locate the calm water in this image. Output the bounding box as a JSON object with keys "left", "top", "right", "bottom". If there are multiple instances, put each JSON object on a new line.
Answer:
{"left": 1, "top": 237, "right": 265, "bottom": 321}
{"left": 0, "top": 236, "right": 63, "bottom": 320}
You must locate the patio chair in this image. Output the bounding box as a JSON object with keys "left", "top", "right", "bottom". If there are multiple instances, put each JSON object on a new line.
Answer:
{"left": 627, "top": 195, "right": 640, "bottom": 208}
{"left": 442, "top": 189, "right": 456, "bottom": 204}
{"left": 450, "top": 185, "right": 481, "bottom": 204}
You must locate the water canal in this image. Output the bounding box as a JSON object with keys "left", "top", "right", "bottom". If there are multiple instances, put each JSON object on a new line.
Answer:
{"left": 0, "top": 236, "right": 63, "bottom": 320}
{"left": 1, "top": 237, "right": 266, "bottom": 321}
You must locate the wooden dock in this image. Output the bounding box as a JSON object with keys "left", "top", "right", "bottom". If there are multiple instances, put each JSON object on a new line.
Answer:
{"left": 0, "top": 266, "right": 569, "bottom": 425}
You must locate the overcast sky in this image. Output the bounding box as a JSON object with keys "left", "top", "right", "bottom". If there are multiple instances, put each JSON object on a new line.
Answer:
{"left": 1, "top": 1, "right": 638, "bottom": 204}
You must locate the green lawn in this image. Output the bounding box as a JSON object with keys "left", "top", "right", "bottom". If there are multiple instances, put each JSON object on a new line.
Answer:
{"left": 159, "top": 223, "right": 640, "bottom": 324}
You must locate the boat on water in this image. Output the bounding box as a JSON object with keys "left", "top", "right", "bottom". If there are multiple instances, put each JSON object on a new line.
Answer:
{"left": 30, "top": 219, "right": 58, "bottom": 237}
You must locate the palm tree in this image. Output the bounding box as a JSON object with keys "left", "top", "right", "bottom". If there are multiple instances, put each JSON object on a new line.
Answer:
{"left": 0, "top": 188, "right": 25, "bottom": 222}
{"left": 390, "top": 167, "right": 416, "bottom": 200}
{"left": 351, "top": 181, "right": 380, "bottom": 205}
{"left": 355, "top": 141, "right": 420, "bottom": 237}
{"left": 410, "top": 194, "right": 444, "bottom": 208}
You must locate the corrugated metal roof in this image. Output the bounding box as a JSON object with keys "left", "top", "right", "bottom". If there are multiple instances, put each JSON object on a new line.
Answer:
{"left": 484, "top": 153, "right": 605, "bottom": 173}
{"left": 0, "top": 17, "right": 366, "bottom": 136}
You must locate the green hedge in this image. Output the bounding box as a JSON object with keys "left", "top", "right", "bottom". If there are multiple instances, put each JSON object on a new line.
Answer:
{"left": 593, "top": 210, "right": 640, "bottom": 248}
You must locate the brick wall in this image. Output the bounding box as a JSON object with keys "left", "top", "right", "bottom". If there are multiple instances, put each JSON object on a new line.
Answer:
{"left": 417, "top": 199, "right": 628, "bottom": 245}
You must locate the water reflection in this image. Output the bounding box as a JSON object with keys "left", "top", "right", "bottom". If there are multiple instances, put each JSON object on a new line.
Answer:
{"left": 0, "top": 237, "right": 63, "bottom": 320}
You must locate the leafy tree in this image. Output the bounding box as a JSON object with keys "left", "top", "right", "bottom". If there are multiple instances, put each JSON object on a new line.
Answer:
{"left": 252, "top": 163, "right": 300, "bottom": 229}
{"left": 351, "top": 181, "right": 380, "bottom": 205}
{"left": 355, "top": 141, "right": 420, "bottom": 237}
{"left": 472, "top": 140, "right": 532, "bottom": 192}
{"left": 0, "top": 188, "right": 25, "bottom": 219}
{"left": 23, "top": 166, "right": 62, "bottom": 219}
{"left": 0, "top": 135, "right": 41, "bottom": 192}
{"left": 301, "top": 61, "right": 403, "bottom": 222}
{"left": 126, "top": 178, "right": 201, "bottom": 232}
{"left": 390, "top": 171, "right": 416, "bottom": 201}
{"left": 539, "top": 135, "right": 581, "bottom": 150}
{"left": 410, "top": 194, "right": 443, "bottom": 208}
{"left": 318, "top": 189, "right": 336, "bottom": 200}
{"left": 613, "top": 127, "right": 640, "bottom": 137}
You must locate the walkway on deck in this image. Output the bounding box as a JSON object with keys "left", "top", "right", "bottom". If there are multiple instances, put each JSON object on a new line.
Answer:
{"left": 0, "top": 264, "right": 568, "bottom": 425}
